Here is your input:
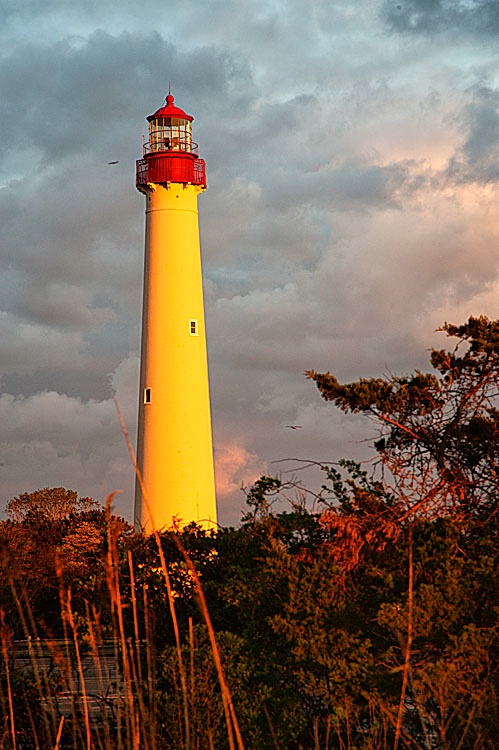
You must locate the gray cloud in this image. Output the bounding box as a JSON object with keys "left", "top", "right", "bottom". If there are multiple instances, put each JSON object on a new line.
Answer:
{"left": 446, "top": 85, "right": 499, "bottom": 183}
{"left": 1, "top": 3, "right": 498, "bottom": 525}
{"left": 0, "top": 30, "right": 253, "bottom": 164}
{"left": 381, "top": 0, "right": 499, "bottom": 36}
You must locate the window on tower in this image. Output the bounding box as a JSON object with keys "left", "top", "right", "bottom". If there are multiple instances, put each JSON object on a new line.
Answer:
{"left": 144, "top": 387, "right": 152, "bottom": 404}
{"left": 189, "top": 319, "right": 199, "bottom": 336}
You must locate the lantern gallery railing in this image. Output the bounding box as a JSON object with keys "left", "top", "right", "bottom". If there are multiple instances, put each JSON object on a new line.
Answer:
{"left": 136, "top": 154, "right": 207, "bottom": 189}
{"left": 142, "top": 139, "right": 199, "bottom": 156}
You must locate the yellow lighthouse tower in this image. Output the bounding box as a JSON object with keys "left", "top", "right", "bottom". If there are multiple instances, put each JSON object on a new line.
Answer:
{"left": 134, "top": 91, "right": 217, "bottom": 532}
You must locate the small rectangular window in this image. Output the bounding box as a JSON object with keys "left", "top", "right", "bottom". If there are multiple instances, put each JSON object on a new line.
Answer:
{"left": 144, "top": 387, "right": 152, "bottom": 404}
{"left": 189, "top": 319, "right": 199, "bottom": 336}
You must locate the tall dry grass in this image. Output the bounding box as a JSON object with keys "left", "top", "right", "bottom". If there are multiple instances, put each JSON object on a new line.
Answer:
{"left": 0, "top": 496, "right": 244, "bottom": 749}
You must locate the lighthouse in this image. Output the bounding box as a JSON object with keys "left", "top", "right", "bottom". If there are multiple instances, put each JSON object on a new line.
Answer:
{"left": 134, "top": 91, "right": 217, "bottom": 532}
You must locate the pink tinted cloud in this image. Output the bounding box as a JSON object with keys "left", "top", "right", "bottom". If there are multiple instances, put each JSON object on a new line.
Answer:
{"left": 214, "top": 442, "right": 264, "bottom": 498}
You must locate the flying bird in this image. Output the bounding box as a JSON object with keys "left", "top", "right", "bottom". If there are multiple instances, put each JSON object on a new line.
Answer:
{"left": 286, "top": 425, "right": 303, "bottom": 430}
{"left": 108, "top": 160, "right": 119, "bottom": 165}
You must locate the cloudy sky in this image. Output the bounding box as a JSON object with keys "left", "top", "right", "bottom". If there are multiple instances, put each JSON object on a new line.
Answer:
{"left": 1, "top": 0, "right": 498, "bottom": 526}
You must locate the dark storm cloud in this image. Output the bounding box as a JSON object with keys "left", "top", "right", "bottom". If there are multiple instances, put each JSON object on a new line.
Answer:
{"left": 0, "top": 29, "right": 254, "bottom": 388}
{"left": 0, "top": 30, "right": 253, "bottom": 163}
{"left": 381, "top": 0, "right": 499, "bottom": 36}
{"left": 446, "top": 84, "right": 499, "bottom": 183}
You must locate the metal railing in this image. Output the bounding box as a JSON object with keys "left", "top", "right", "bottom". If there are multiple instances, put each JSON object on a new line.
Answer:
{"left": 136, "top": 155, "right": 207, "bottom": 188}
{"left": 142, "top": 139, "right": 199, "bottom": 156}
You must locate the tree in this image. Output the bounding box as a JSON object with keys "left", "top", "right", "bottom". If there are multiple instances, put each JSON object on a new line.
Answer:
{"left": 299, "top": 317, "right": 499, "bottom": 747}
{"left": 0, "top": 488, "right": 124, "bottom": 638}
{"left": 6, "top": 487, "right": 98, "bottom": 523}
{"left": 306, "top": 316, "right": 499, "bottom": 518}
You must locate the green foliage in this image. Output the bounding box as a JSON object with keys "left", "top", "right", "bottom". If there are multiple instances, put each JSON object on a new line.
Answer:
{"left": 242, "top": 475, "right": 283, "bottom": 522}
{"left": 157, "top": 624, "right": 304, "bottom": 750}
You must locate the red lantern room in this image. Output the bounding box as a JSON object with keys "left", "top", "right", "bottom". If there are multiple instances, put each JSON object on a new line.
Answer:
{"left": 136, "top": 92, "right": 207, "bottom": 190}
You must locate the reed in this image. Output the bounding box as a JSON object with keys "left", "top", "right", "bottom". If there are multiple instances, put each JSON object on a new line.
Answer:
{"left": 0, "top": 495, "right": 244, "bottom": 749}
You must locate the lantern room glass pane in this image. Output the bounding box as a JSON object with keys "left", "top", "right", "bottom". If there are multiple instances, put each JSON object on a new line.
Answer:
{"left": 148, "top": 118, "right": 192, "bottom": 153}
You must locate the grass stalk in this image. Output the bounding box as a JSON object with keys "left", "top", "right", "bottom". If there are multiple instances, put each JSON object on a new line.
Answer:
{"left": 115, "top": 398, "right": 191, "bottom": 750}
{"left": 128, "top": 549, "right": 143, "bottom": 686}
{"left": 54, "top": 716, "right": 65, "bottom": 750}
{"left": 56, "top": 555, "right": 85, "bottom": 749}
{"left": 0, "top": 610, "right": 16, "bottom": 750}
{"left": 85, "top": 602, "right": 113, "bottom": 750}
{"left": 104, "top": 494, "right": 139, "bottom": 749}
{"left": 176, "top": 539, "right": 245, "bottom": 750}
{"left": 9, "top": 577, "right": 56, "bottom": 746}
{"left": 142, "top": 585, "right": 157, "bottom": 750}
{"left": 394, "top": 524, "right": 413, "bottom": 750}
{"left": 63, "top": 589, "right": 92, "bottom": 750}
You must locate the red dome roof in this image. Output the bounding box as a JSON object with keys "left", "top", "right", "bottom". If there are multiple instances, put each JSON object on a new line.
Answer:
{"left": 147, "top": 93, "right": 194, "bottom": 122}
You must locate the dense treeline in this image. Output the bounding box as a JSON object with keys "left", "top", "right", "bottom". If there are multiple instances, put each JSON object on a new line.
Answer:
{"left": 0, "top": 317, "right": 498, "bottom": 749}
